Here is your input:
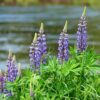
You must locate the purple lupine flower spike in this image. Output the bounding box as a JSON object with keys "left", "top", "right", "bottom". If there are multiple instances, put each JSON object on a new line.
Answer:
{"left": 9, "top": 55, "right": 18, "bottom": 82}
{"left": 58, "top": 20, "right": 69, "bottom": 63}
{"left": 38, "top": 23, "right": 47, "bottom": 64}
{"left": 63, "top": 21, "right": 69, "bottom": 61}
{"left": 3, "top": 51, "right": 18, "bottom": 96}
{"left": 29, "top": 33, "right": 38, "bottom": 69}
{"left": 29, "top": 33, "right": 41, "bottom": 74}
{"left": 6, "top": 49, "right": 13, "bottom": 82}
{"left": 77, "top": 7, "right": 87, "bottom": 53}
{"left": 6, "top": 50, "right": 18, "bottom": 82}
{"left": 0, "top": 70, "right": 4, "bottom": 93}
{"left": 34, "top": 46, "right": 41, "bottom": 74}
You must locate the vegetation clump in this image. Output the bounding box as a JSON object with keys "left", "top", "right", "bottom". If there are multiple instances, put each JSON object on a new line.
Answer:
{"left": 0, "top": 7, "right": 100, "bottom": 100}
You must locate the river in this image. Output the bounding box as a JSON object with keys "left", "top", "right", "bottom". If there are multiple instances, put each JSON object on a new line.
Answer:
{"left": 0, "top": 5, "right": 100, "bottom": 69}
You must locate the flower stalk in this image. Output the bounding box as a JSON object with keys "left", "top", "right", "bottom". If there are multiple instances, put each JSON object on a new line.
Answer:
{"left": 6, "top": 50, "right": 18, "bottom": 82}
{"left": 29, "top": 33, "right": 41, "bottom": 74}
{"left": 38, "top": 23, "right": 47, "bottom": 64}
{"left": 77, "top": 6, "right": 87, "bottom": 53}
{"left": 58, "top": 20, "right": 69, "bottom": 63}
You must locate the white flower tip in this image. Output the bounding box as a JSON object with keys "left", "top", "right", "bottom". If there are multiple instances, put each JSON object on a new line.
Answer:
{"left": 0, "top": 70, "right": 2, "bottom": 75}
{"left": 39, "top": 22, "right": 44, "bottom": 33}
{"left": 33, "top": 33, "right": 37, "bottom": 42}
{"left": 8, "top": 49, "right": 12, "bottom": 58}
{"left": 18, "top": 63, "right": 21, "bottom": 68}
{"left": 63, "top": 20, "right": 68, "bottom": 33}
{"left": 12, "top": 55, "right": 16, "bottom": 62}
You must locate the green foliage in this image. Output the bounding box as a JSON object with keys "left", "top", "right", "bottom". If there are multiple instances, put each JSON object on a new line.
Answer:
{"left": 2, "top": 48, "right": 100, "bottom": 100}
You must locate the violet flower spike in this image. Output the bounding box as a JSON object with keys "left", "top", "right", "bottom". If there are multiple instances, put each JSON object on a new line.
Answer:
{"left": 29, "top": 33, "right": 41, "bottom": 74}
{"left": 58, "top": 34, "right": 64, "bottom": 64}
{"left": 77, "top": 6, "right": 87, "bottom": 53}
{"left": 6, "top": 51, "right": 18, "bottom": 82}
{"left": 29, "top": 33, "right": 38, "bottom": 69}
{"left": 6, "top": 49, "right": 13, "bottom": 82}
{"left": 3, "top": 51, "right": 18, "bottom": 96}
{"left": 34, "top": 46, "right": 41, "bottom": 74}
{"left": 9, "top": 55, "right": 18, "bottom": 82}
{"left": 58, "top": 20, "right": 69, "bottom": 63}
{"left": 38, "top": 23, "right": 47, "bottom": 64}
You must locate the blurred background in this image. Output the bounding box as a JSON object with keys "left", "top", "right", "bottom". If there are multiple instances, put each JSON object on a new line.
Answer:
{"left": 0, "top": 0, "right": 100, "bottom": 69}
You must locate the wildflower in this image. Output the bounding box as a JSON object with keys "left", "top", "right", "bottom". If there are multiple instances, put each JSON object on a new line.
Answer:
{"left": 6, "top": 50, "right": 18, "bottom": 82}
{"left": 77, "top": 7, "right": 87, "bottom": 53}
{"left": 29, "top": 33, "right": 41, "bottom": 74}
{"left": 58, "top": 20, "right": 69, "bottom": 63}
{"left": 29, "top": 35, "right": 36, "bottom": 69}
{"left": 37, "top": 23, "right": 47, "bottom": 64}
{"left": 3, "top": 51, "right": 18, "bottom": 96}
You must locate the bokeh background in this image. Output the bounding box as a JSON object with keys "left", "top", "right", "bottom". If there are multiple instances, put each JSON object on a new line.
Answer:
{"left": 0, "top": 0, "right": 100, "bottom": 69}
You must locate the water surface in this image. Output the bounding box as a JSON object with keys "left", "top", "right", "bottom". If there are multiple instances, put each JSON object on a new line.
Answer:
{"left": 0, "top": 5, "right": 100, "bottom": 69}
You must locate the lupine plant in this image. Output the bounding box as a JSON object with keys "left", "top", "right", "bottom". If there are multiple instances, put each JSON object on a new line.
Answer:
{"left": 0, "top": 7, "right": 100, "bottom": 100}
{"left": 2, "top": 50, "right": 18, "bottom": 97}
{"left": 58, "top": 20, "right": 69, "bottom": 63}
{"left": 29, "top": 33, "right": 41, "bottom": 74}
{"left": 2, "top": 48, "right": 100, "bottom": 100}
{"left": 6, "top": 50, "right": 18, "bottom": 82}
{"left": 77, "top": 7, "right": 87, "bottom": 53}
{"left": 37, "top": 23, "right": 47, "bottom": 64}
{"left": 29, "top": 23, "right": 47, "bottom": 74}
